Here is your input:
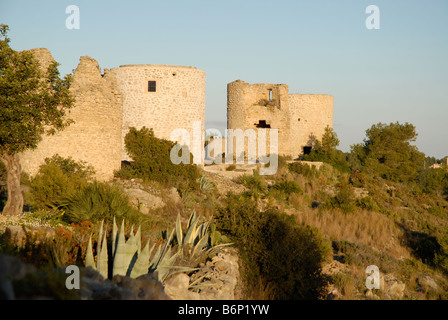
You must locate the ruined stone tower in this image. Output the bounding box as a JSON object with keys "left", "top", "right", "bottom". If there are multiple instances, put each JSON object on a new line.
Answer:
{"left": 18, "top": 49, "right": 333, "bottom": 181}
{"left": 227, "top": 80, "right": 333, "bottom": 159}
{"left": 18, "top": 50, "right": 206, "bottom": 181}
{"left": 19, "top": 49, "right": 123, "bottom": 181}
{"left": 111, "top": 64, "right": 206, "bottom": 161}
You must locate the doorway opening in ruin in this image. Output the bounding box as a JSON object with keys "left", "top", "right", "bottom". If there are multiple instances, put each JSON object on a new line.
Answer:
{"left": 303, "top": 146, "right": 312, "bottom": 155}
{"left": 255, "top": 120, "right": 271, "bottom": 128}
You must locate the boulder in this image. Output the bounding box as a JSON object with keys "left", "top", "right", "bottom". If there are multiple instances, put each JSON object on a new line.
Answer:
{"left": 381, "top": 274, "right": 406, "bottom": 299}
{"left": 167, "top": 187, "right": 181, "bottom": 203}
{"left": 365, "top": 289, "right": 380, "bottom": 300}
{"left": 417, "top": 275, "right": 439, "bottom": 292}
{"left": 3, "top": 225, "right": 27, "bottom": 247}
{"left": 3, "top": 225, "right": 55, "bottom": 247}
{"left": 125, "top": 188, "right": 165, "bottom": 213}
{"left": 80, "top": 268, "right": 170, "bottom": 300}
{"left": 186, "top": 248, "right": 240, "bottom": 300}
{"left": 164, "top": 273, "right": 200, "bottom": 300}
{"left": 0, "top": 253, "right": 37, "bottom": 300}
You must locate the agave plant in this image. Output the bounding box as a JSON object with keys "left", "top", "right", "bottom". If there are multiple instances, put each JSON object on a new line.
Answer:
{"left": 197, "top": 176, "right": 216, "bottom": 194}
{"left": 85, "top": 217, "right": 196, "bottom": 282}
{"left": 175, "top": 211, "right": 231, "bottom": 263}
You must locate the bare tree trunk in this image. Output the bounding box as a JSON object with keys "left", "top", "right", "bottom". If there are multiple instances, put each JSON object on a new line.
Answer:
{"left": 1, "top": 152, "right": 24, "bottom": 216}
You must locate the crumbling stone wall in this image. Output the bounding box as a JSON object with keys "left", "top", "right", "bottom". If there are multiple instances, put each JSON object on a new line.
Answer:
{"left": 19, "top": 49, "right": 123, "bottom": 181}
{"left": 227, "top": 80, "right": 334, "bottom": 159}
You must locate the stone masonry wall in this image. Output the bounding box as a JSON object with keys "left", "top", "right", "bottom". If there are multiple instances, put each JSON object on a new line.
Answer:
{"left": 19, "top": 49, "right": 123, "bottom": 181}
{"left": 111, "top": 65, "right": 206, "bottom": 161}
{"left": 288, "top": 94, "right": 334, "bottom": 158}
{"left": 227, "top": 80, "right": 334, "bottom": 159}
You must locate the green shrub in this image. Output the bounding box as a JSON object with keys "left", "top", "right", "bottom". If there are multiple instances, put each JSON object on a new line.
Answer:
{"left": 27, "top": 155, "right": 94, "bottom": 210}
{"left": 326, "top": 179, "right": 357, "bottom": 213}
{"left": 272, "top": 180, "right": 303, "bottom": 195}
{"left": 356, "top": 196, "right": 380, "bottom": 212}
{"left": 58, "top": 181, "right": 140, "bottom": 224}
{"left": 417, "top": 168, "right": 448, "bottom": 196}
{"left": 116, "top": 127, "right": 201, "bottom": 189}
{"left": 237, "top": 170, "right": 267, "bottom": 199}
{"left": 215, "top": 194, "right": 329, "bottom": 300}
{"left": 349, "top": 122, "right": 425, "bottom": 183}
{"left": 333, "top": 240, "right": 404, "bottom": 275}
{"left": 197, "top": 176, "right": 216, "bottom": 195}
{"left": 238, "top": 170, "right": 266, "bottom": 191}
{"left": 288, "top": 162, "right": 318, "bottom": 178}
{"left": 402, "top": 230, "right": 444, "bottom": 267}
{"left": 302, "top": 126, "right": 350, "bottom": 173}
{"left": 268, "top": 180, "right": 304, "bottom": 204}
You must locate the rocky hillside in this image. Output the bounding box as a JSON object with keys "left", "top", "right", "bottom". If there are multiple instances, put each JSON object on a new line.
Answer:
{"left": 1, "top": 158, "right": 448, "bottom": 300}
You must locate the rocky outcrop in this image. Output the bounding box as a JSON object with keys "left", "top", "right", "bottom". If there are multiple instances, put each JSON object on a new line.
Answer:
{"left": 112, "top": 178, "right": 181, "bottom": 214}
{"left": 164, "top": 248, "right": 240, "bottom": 300}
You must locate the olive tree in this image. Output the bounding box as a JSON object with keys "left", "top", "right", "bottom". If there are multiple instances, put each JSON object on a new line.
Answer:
{"left": 0, "top": 25, "right": 74, "bottom": 215}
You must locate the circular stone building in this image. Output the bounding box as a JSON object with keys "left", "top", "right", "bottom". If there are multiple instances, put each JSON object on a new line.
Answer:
{"left": 111, "top": 65, "right": 206, "bottom": 160}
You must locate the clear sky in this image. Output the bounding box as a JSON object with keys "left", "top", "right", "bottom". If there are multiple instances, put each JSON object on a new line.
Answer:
{"left": 1, "top": 0, "right": 447, "bottom": 158}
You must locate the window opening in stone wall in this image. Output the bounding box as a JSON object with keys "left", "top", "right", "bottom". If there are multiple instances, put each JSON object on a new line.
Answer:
{"left": 148, "top": 81, "right": 156, "bottom": 92}
{"left": 303, "top": 146, "right": 312, "bottom": 155}
{"left": 268, "top": 89, "right": 273, "bottom": 101}
{"left": 255, "top": 120, "right": 271, "bottom": 128}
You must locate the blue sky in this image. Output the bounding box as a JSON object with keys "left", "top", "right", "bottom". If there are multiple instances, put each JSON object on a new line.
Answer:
{"left": 1, "top": 0, "right": 447, "bottom": 158}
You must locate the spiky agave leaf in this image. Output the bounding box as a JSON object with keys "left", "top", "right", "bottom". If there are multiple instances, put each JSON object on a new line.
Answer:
{"left": 152, "top": 248, "right": 199, "bottom": 282}
{"left": 130, "top": 239, "right": 150, "bottom": 279}
{"left": 184, "top": 211, "right": 198, "bottom": 246}
{"left": 112, "top": 219, "right": 128, "bottom": 276}
{"left": 97, "top": 231, "right": 108, "bottom": 278}
{"left": 154, "top": 229, "right": 174, "bottom": 268}
{"left": 97, "top": 220, "right": 104, "bottom": 259}
{"left": 125, "top": 225, "right": 142, "bottom": 277}
{"left": 206, "top": 242, "right": 233, "bottom": 257}
{"left": 135, "top": 225, "right": 142, "bottom": 254}
{"left": 176, "top": 213, "right": 183, "bottom": 249}
{"left": 112, "top": 216, "right": 118, "bottom": 257}
{"left": 85, "top": 235, "right": 95, "bottom": 269}
{"left": 191, "top": 232, "right": 209, "bottom": 257}
{"left": 149, "top": 243, "right": 162, "bottom": 268}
